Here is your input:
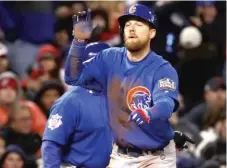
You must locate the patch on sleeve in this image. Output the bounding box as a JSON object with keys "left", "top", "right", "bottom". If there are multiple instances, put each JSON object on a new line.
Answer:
{"left": 158, "top": 78, "right": 176, "bottom": 91}
{"left": 48, "top": 114, "right": 63, "bottom": 130}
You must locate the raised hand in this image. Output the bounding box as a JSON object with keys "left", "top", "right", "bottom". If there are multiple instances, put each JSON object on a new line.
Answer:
{"left": 72, "top": 9, "right": 98, "bottom": 41}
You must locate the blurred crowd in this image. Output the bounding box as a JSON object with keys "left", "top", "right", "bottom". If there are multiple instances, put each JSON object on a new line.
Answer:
{"left": 0, "top": 1, "right": 226, "bottom": 168}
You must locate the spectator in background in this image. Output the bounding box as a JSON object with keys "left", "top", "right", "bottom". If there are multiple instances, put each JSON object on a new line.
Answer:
{"left": 90, "top": 8, "right": 109, "bottom": 41}
{"left": 53, "top": 19, "right": 70, "bottom": 53}
{"left": 0, "top": 43, "right": 12, "bottom": 74}
{"left": 19, "top": 101, "right": 46, "bottom": 137}
{"left": 0, "top": 27, "right": 4, "bottom": 42}
{"left": 176, "top": 28, "right": 219, "bottom": 110}
{"left": 35, "top": 44, "right": 61, "bottom": 81}
{"left": 34, "top": 81, "right": 65, "bottom": 118}
{"left": 0, "top": 72, "right": 46, "bottom": 137}
{"left": 55, "top": 1, "right": 87, "bottom": 19}
{"left": 195, "top": 112, "right": 226, "bottom": 167}
{"left": 22, "top": 68, "right": 49, "bottom": 101}
{"left": 0, "top": 71, "right": 22, "bottom": 126}
{"left": 0, "top": 132, "right": 6, "bottom": 158}
{"left": 90, "top": 7, "right": 121, "bottom": 46}
{"left": 191, "top": 1, "right": 225, "bottom": 46}
{"left": 71, "top": 1, "right": 87, "bottom": 15}
{"left": 0, "top": 145, "right": 26, "bottom": 168}
{"left": 22, "top": 44, "right": 62, "bottom": 100}
{"left": 0, "top": 2, "right": 55, "bottom": 77}
{"left": 190, "top": 0, "right": 226, "bottom": 73}
{"left": 181, "top": 77, "right": 226, "bottom": 131}
{"left": 0, "top": 103, "right": 42, "bottom": 157}
{"left": 54, "top": 1, "right": 87, "bottom": 41}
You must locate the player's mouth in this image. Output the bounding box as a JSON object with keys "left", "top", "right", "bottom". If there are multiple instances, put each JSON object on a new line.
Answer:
{"left": 128, "top": 34, "right": 138, "bottom": 39}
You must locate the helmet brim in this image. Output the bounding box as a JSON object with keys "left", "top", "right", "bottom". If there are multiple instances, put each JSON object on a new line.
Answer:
{"left": 118, "top": 15, "right": 156, "bottom": 29}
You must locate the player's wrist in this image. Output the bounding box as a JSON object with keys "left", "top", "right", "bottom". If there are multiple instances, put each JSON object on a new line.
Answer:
{"left": 72, "top": 39, "right": 88, "bottom": 46}
{"left": 136, "top": 108, "right": 151, "bottom": 124}
{"left": 69, "top": 39, "right": 87, "bottom": 57}
{"left": 72, "top": 38, "right": 88, "bottom": 47}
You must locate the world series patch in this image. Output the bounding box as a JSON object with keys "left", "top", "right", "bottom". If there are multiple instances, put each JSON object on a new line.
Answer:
{"left": 158, "top": 78, "right": 176, "bottom": 91}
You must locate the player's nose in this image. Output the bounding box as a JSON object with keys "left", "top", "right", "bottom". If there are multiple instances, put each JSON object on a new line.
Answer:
{"left": 129, "top": 25, "right": 136, "bottom": 32}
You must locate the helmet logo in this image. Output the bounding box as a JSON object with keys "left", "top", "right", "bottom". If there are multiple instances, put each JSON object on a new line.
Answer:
{"left": 129, "top": 5, "right": 136, "bottom": 14}
{"left": 149, "top": 11, "right": 154, "bottom": 22}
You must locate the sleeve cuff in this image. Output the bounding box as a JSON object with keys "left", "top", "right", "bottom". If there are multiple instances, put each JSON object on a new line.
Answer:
{"left": 72, "top": 39, "right": 88, "bottom": 46}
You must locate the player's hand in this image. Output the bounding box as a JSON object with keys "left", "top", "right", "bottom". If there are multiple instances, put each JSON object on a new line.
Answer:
{"left": 174, "top": 131, "right": 195, "bottom": 150}
{"left": 128, "top": 108, "right": 151, "bottom": 125}
{"left": 72, "top": 9, "right": 98, "bottom": 41}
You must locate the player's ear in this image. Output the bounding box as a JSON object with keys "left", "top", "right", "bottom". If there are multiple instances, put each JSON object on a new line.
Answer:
{"left": 149, "top": 29, "right": 156, "bottom": 39}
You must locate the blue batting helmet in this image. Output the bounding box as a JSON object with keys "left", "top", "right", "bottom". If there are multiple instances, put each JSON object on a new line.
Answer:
{"left": 118, "top": 4, "right": 157, "bottom": 29}
{"left": 84, "top": 42, "right": 110, "bottom": 60}
{"left": 196, "top": 0, "right": 216, "bottom": 7}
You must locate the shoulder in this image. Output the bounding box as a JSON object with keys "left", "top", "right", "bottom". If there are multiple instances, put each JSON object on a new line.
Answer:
{"left": 151, "top": 52, "right": 178, "bottom": 75}
{"left": 102, "top": 47, "right": 125, "bottom": 54}
{"left": 151, "top": 52, "right": 169, "bottom": 65}
{"left": 52, "top": 87, "right": 82, "bottom": 110}
{"left": 100, "top": 47, "right": 125, "bottom": 61}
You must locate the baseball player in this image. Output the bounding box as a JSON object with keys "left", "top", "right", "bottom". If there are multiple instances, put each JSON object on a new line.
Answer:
{"left": 41, "top": 42, "right": 113, "bottom": 168}
{"left": 67, "top": 5, "right": 193, "bottom": 168}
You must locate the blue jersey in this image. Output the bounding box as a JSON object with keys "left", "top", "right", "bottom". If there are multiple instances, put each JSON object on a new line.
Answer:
{"left": 42, "top": 86, "right": 112, "bottom": 168}
{"left": 66, "top": 41, "right": 179, "bottom": 150}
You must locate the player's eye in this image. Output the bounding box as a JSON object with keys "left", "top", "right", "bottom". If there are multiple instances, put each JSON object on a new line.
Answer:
{"left": 135, "top": 23, "right": 142, "bottom": 26}
{"left": 125, "top": 23, "right": 130, "bottom": 27}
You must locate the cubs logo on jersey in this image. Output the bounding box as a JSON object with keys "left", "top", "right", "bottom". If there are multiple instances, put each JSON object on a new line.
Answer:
{"left": 127, "top": 86, "right": 151, "bottom": 112}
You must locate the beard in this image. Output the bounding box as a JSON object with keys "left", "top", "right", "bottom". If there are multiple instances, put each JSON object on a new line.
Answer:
{"left": 124, "top": 36, "right": 150, "bottom": 52}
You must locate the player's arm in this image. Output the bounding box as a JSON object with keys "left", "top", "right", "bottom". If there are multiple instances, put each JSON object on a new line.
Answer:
{"left": 147, "top": 63, "right": 179, "bottom": 120}
{"left": 64, "top": 39, "right": 87, "bottom": 85}
{"left": 41, "top": 141, "right": 62, "bottom": 168}
{"left": 129, "top": 64, "right": 179, "bottom": 125}
{"left": 64, "top": 10, "right": 108, "bottom": 88}
{"left": 65, "top": 40, "right": 108, "bottom": 88}
{"left": 41, "top": 97, "right": 79, "bottom": 167}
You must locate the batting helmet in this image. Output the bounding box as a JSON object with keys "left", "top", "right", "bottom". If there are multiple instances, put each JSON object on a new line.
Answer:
{"left": 84, "top": 42, "right": 110, "bottom": 60}
{"left": 118, "top": 4, "right": 157, "bottom": 30}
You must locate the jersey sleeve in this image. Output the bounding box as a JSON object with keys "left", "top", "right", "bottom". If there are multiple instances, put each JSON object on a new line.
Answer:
{"left": 152, "top": 63, "right": 179, "bottom": 109}
{"left": 42, "top": 97, "right": 79, "bottom": 145}
{"left": 64, "top": 40, "right": 108, "bottom": 90}
{"left": 41, "top": 141, "right": 62, "bottom": 168}
{"left": 64, "top": 40, "right": 87, "bottom": 85}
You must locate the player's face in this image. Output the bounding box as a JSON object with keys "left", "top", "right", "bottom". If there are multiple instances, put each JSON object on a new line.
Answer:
{"left": 124, "top": 20, "right": 156, "bottom": 52}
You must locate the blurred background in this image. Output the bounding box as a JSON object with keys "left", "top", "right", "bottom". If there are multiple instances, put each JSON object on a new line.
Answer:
{"left": 0, "top": 1, "right": 226, "bottom": 168}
